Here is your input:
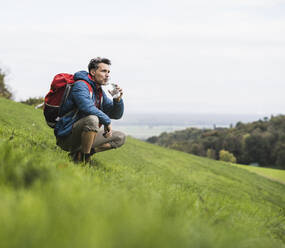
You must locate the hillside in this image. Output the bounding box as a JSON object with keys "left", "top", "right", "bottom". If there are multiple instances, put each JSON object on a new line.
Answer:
{"left": 0, "top": 97, "right": 285, "bottom": 248}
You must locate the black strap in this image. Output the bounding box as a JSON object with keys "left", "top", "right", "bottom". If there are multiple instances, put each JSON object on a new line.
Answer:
{"left": 58, "top": 84, "right": 72, "bottom": 116}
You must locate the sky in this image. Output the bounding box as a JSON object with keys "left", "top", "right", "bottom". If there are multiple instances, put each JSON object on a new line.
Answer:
{"left": 1, "top": 0, "right": 285, "bottom": 115}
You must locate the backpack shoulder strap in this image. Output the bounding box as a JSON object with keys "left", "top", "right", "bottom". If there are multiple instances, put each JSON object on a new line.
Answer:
{"left": 76, "top": 80, "right": 93, "bottom": 98}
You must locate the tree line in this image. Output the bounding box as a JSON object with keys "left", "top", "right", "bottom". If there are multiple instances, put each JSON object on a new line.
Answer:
{"left": 147, "top": 116, "right": 285, "bottom": 169}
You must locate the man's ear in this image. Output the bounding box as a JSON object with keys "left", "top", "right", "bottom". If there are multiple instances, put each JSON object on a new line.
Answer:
{"left": 90, "top": 69, "right": 96, "bottom": 77}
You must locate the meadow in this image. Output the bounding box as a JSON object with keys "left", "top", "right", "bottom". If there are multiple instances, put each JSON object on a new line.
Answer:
{"left": 232, "top": 164, "right": 285, "bottom": 185}
{"left": 0, "top": 97, "right": 285, "bottom": 248}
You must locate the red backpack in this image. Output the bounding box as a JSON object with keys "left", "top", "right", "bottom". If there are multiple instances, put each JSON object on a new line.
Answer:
{"left": 44, "top": 73, "right": 92, "bottom": 128}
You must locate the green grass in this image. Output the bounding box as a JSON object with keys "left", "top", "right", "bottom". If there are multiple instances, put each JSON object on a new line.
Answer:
{"left": 0, "top": 97, "right": 285, "bottom": 248}
{"left": 231, "top": 164, "right": 285, "bottom": 185}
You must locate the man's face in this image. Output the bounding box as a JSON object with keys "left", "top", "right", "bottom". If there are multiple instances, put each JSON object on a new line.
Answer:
{"left": 91, "top": 63, "right": 110, "bottom": 85}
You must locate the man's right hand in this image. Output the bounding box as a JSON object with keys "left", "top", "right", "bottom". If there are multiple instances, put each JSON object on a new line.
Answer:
{"left": 104, "top": 124, "right": 112, "bottom": 138}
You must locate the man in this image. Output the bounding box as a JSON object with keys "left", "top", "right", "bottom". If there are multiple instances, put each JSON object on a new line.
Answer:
{"left": 55, "top": 57, "right": 126, "bottom": 163}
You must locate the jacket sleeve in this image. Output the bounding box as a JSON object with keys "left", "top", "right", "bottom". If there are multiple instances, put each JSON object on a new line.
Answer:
{"left": 71, "top": 81, "right": 111, "bottom": 125}
{"left": 102, "top": 91, "right": 124, "bottom": 119}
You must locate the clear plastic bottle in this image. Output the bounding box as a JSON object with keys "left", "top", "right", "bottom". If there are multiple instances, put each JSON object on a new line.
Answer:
{"left": 105, "top": 83, "right": 120, "bottom": 98}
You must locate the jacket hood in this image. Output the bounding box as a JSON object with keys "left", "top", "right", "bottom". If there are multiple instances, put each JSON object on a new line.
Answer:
{"left": 73, "top": 71, "right": 96, "bottom": 88}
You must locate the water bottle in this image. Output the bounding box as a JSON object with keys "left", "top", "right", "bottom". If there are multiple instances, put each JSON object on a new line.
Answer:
{"left": 105, "top": 83, "right": 120, "bottom": 99}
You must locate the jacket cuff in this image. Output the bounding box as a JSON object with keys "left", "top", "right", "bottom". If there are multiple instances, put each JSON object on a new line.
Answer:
{"left": 113, "top": 98, "right": 123, "bottom": 104}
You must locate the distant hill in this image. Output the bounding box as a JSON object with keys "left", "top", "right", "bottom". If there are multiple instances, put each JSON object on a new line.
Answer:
{"left": 0, "top": 97, "right": 285, "bottom": 248}
{"left": 147, "top": 116, "right": 285, "bottom": 169}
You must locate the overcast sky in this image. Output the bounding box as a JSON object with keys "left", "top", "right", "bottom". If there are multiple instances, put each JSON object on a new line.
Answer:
{"left": 1, "top": 0, "right": 285, "bottom": 115}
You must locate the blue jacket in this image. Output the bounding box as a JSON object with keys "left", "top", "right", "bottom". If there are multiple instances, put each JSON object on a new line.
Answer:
{"left": 54, "top": 71, "right": 124, "bottom": 137}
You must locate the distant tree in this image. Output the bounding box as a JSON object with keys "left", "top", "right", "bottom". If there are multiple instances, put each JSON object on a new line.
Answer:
{"left": 273, "top": 142, "right": 285, "bottom": 169}
{"left": 0, "top": 68, "right": 13, "bottom": 99}
{"left": 235, "top": 121, "right": 244, "bottom": 129}
{"left": 147, "top": 136, "right": 158, "bottom": 143}
{"left": 206, "top": 148, "right": 216, "bottom": 159}
{"left": 21, "top": 97, "right": 44, "bottom": 107}
{"left": 170, "top": 142, "right": 189, "bottom": 152}
{"left": 242, "top": 133, "right": 271, "bottom": 166}
{"left": 270, "top": 115, "right": 285, "bottom": 132}
{"left": 223, "top": 133, "right": 242, "bottom": 162}
{"left": 219, "top": 149, "right": 236, "bottom": 163}
{"left": 190, "top": 143, "right": 205, "bottom": 156}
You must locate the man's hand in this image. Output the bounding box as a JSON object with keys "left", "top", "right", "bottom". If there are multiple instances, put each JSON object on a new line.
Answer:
{"left": 103, "top": 124, "right": 112, "bottom": 138}
{"left": 115, "top": 86, "right": 123, "bottom": 102}
{"left": 109, "top": 84, "right": 123, "bottom": 102}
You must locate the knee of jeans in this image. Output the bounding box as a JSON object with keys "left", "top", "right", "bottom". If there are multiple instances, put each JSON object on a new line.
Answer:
{"left": 112, "top": 131, "right": 126, "bottom": 148}
{"left": 83, "top": 115, "right": 100, "bottom": 132}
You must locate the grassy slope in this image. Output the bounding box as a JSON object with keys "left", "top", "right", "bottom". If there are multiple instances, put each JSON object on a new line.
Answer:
{"left": 0, "top": 97, "right": 285, "bottom": 248}
{"left": 232, "top": 164, "right": 285, "bottom": 185}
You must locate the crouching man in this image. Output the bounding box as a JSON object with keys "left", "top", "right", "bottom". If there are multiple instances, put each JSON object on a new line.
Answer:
{"left": 55, "top": 57, "right": 126, "bottom": 164}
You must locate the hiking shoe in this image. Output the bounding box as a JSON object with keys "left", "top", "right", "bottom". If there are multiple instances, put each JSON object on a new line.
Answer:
{"left": 69, "top": 151, "right": 92, "bottom": 164}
